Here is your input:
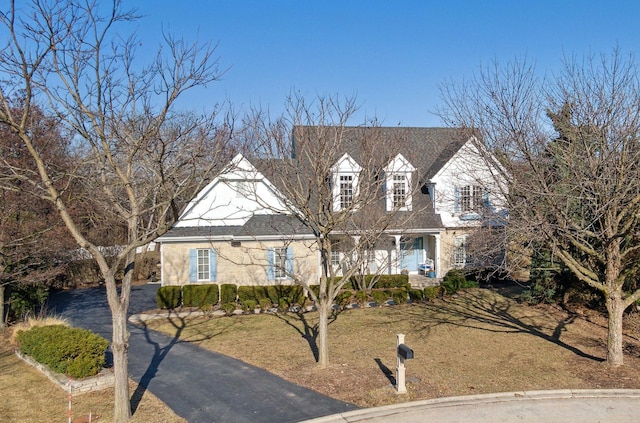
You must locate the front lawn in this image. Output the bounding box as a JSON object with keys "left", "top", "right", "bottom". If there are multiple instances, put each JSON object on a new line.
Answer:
{"left": 146, "top": 287, "right": 640, "bottom": 407}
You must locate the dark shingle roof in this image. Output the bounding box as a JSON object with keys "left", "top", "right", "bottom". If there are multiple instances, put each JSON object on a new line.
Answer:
{"left": 163, "top": 126, "right": 467, "bottom": 241}
{"left": 160, "top": 215, "right": 315, "bottom": 240}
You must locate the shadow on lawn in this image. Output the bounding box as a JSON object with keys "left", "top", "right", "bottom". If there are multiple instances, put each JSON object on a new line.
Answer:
{"left": 271, "top": 308, "right": 343, "bottom": 363}
{"left": 399, "top": 289, "right": 605, "bottom": 363}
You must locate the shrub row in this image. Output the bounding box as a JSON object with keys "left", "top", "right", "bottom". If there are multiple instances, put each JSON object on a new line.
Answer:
{"left": 157, "top": 283, "right": 306, "bottom": 310}
{"left": 17, "top": 325, "right": 109, "bottom": 379}
{"left": 340, "top": 274, "right": 409, "bottom": 290}
{"left": 156, "top": 270, "right": 475, "bottom": 310}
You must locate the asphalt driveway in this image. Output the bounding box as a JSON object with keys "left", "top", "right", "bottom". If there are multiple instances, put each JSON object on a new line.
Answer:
{"left": 49, "top": 284, "right": 356, "bottom": 423}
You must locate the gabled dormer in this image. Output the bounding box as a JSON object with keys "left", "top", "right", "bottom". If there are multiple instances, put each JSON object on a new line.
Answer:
{"left": 331, "top": 153, "right": 361, "bottom": 211}
{"left": 384, "top": 154, "right": 415, "bottom": 211}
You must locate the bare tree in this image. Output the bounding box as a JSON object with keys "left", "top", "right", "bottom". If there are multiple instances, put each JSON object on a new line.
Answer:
{"left": 438, "top": 49, "right": 640, "bottom": 366}
{"left": 0, "top": 1, "right": 232, "bottom": 421}
{"left": 244, "top": 94, "right": 427, "bottom": 368}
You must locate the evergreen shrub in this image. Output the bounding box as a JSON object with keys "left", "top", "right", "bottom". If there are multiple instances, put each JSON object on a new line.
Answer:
{"left": 237, "top": 286, "right": 268, "bottom": 302}
{"left": 391, "top": 289, "right": 407, "bottom": 305}
{"left": 182, "top": 284, "right": 219, "bottom": 307}
{"left": 423, "top": 286, "right": 441, "bottom": 300}
{"left": 220, "top": 284, "right": 238, "bottom": 304}
{"left": 156, "top": 286, "right": 182, "bottom": 309}
{"left": 408, "top": 288, "right": 424, "bottom": 302}
{"left": 371, "top": 290, "right": 388, "bottom": 305}
{"left": 17, "top": 325, "right": 108, "bottom": 379}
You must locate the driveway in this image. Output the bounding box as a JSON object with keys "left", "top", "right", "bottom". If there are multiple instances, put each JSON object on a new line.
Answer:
{"left": 49, "top": 284, "right": 356, "bottom": 423}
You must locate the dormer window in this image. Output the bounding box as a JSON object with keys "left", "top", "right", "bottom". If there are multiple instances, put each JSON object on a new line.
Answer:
{"left": 392, "top": 174, "right": 407, "bottom": 208}
{"left": 339, "top": 175, "right": 354, "bottom": 209}
{"left": 385, "top": 154, "right": 415, "bottom": 211}
{"left": 331, "top": 153, "right": 361, "bottom": 211}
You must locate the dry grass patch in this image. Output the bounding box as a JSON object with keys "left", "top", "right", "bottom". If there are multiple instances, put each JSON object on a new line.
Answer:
{"left": 147, "top": 287, "right": 640, "bottom": 408}
{"left": 0, "top": 328, "right": 185, "bottom": 423}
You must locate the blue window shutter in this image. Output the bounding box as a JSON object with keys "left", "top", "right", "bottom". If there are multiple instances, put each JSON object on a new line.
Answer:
{"left": 209, "top": 249, "right": 217, "bottom": 281}
{"left": 483, "top": 190, "right": 491, "bottom": 210}
{"left": 286, "top": 246, "right": 294, "bottom": 276}
{"left": 454, "top": 186, "right": 460, "bottom": 213}
{"left": 267, "top": 248, "right": 275, "bottom": 280}
{"left": 189, "top": 249, "right": 197, "bottom": 282}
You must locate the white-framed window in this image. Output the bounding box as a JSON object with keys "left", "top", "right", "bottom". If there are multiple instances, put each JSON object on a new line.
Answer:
{"left": 339, "top": 174, "right": 354, "bottom": 209}
{"left": 330, "top": 249, "right": 340, "bottom": 268}
{"left": 273, "top": 247, "right": 287, "bottom": 278}
{"left": 331, "top": 154, "right": 361, "bottom": 212}
{"left": 457, "top": 185, "right": 486, "bottom": 213}
{"left": 392, "top": 174, "right": 407, "bottom": 208}
{"left": 189, "top": 248, "right": 217, "bottom": 282}
{"left": 454, "top": 235, "right": 468, "bottom": 267}
{"left": 268, "top": 246, "right": 293, "bottom": 280}
{"left": 384, "top": 154, "right": 415, "bottom": 212}
{"left": 197, "top": 249, "right": 209, "bottom": 280}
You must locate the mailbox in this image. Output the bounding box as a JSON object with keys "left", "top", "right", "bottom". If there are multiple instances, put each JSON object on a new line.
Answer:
{"left": 397, "top": 343, "right": 414, "bottom": 360}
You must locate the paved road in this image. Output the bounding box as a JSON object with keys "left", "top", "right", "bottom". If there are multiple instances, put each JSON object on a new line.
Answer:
{"left": 301, "top": 390, "right": 640, "bottom": 423}
{"left": 49, "top": 284, "right": 356, "bottom": 423}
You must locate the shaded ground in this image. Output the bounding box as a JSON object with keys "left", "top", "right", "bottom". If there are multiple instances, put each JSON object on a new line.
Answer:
{"left": 146, "top": 287, "right": 640, "bottom": 408}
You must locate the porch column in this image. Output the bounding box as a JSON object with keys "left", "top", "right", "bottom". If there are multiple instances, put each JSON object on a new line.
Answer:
{"left": 393, "top": 234, "right": 402, "bottom": 274}
{"left": 434, "top": 234, "right": 441, "bottom": 278}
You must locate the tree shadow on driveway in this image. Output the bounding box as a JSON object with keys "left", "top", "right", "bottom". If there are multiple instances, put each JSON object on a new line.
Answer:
{"left": 129, "top": 312, "right": 233, "bottom": 414}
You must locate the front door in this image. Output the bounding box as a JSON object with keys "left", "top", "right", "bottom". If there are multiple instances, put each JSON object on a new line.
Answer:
{"left": 400, "top": 237, "right": 423, "bottom": 272}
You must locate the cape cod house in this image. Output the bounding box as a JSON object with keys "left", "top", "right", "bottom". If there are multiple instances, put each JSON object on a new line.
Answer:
{"left": 156, "top": 126, "right": 505, "bottom": 287}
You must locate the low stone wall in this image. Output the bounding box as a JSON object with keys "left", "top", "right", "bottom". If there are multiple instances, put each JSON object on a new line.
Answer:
{"left": 15, "top": 350, "right": 114, "bottom": 394}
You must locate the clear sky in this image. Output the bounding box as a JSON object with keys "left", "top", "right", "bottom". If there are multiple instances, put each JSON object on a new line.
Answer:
{"left": 132, "top": 0, "right": 640, "bottom": 127}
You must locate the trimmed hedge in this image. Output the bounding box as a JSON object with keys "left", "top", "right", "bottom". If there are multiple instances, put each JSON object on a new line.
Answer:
{"left": 220, "top": 284, "right": 238, "bottom": 304}
{"left": 341, "top": 274, "right": 410, "bottom": 290}
{"left": 17, "top": 325, "right": 108, "bottom": 379}
{"left": 237, "top": 286, "right": 269, "bottom": 302}
{"left": 183, "top": 284, "right": 219, "bottom": 307}
{"left": 157, "top": 286, "right": 182, "bottom": 309}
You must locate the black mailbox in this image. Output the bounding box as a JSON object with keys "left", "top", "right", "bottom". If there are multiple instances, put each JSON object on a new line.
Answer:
{"left": 397, "top": 344, "right": 414, "bottom": 360}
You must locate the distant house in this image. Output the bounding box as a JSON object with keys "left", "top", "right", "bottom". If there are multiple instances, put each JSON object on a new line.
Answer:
{"left": 156, "top": 126, "right": 505, "bottom": 287}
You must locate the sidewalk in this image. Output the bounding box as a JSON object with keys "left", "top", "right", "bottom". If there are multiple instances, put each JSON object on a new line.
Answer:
{"left": 300, "top": 389, "right": 640, "bottom": 423}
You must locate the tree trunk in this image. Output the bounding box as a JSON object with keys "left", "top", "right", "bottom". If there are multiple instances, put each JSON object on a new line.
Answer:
{"left": 0, "top": 284, "right": 5, "bottom": 328}
{"left": 104, "top": 272, "right": 131, "bottom": 423}
{"left": 317, "top": 300, "right": 330, "bottom": 368}
{"left": 606, "top": 291, "right": 625, "bottom": 367}
{"left": 111, "top": 304, "right": 131, "bottom": 422}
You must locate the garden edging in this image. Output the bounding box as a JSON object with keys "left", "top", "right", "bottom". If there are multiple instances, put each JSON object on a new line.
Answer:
{"left": 15, "top": 350, "right": 114, "bottom": 394}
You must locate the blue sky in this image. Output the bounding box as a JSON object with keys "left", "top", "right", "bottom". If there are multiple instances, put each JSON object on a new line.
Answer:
{"left": 133, "top": 1, "right": 640, "bottom": 127}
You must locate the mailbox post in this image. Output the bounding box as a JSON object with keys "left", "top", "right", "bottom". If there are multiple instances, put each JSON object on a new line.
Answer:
{"left": 396, "top": 333, "right": 414, "bottom": 394}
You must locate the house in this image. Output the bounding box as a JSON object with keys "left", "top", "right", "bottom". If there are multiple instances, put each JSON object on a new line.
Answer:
{"left": 156, "top": 126, "right": 505, "bottom": 287}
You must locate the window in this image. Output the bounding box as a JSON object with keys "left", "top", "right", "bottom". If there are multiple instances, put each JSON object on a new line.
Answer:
{"left": 189, "top": 248, "right": 217, "bottom": 282}
{"left": 273, "top": 247, "right": 287, "bottom": 279}
{"left": 268, "top": 246, "right": 293, "bottom": 280}
{"left": 457, "top": 185, "right": 486, "bottom": 213}
{"left": 330, "top": 249, "right": 340, "bottom": 268}
{"left": 384, "top": 154, "right": 415, "bottom": 211}
{"left": 392, "top": 174, "right": 407, "bottom": 208}
{"left": 339, "top": 175, "right": 354, "bottom": 209}
{"left": 331, "top": 154, "right": 361, "bottom": 212}
{"left": 454, "top": 236, "right": 467, "bottom": 267}
{"left": 197, "top": 249, "right": 210, "bottom": 280}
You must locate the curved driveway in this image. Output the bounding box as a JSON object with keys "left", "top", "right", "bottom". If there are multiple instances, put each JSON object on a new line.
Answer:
{"left": 50, "top": 284, "right": 355, "bottom": 423}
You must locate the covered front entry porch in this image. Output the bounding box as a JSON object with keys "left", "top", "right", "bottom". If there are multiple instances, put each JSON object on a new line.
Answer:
{"left": 329, "top": 232, "right": 442, "bottom": 279}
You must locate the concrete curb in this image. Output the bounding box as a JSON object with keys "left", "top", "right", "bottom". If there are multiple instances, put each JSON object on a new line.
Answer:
{"left": 298, "top": 389, "right": 640, "bottom": 423}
